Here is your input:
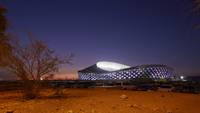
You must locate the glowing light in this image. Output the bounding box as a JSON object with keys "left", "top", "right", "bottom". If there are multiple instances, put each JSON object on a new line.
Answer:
{"left": 180, "top": 76, "right": 184, "bottom": 80}
{"left": 96, "top": 61, "right": 130, "bottom": 71}
{"left": 40, "top": 77, "right": 43, "bottom": 80}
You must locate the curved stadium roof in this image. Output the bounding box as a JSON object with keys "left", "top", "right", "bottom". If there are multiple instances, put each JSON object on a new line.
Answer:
{"left": 78, "top": 61, "right": 130, "bottom": 74}
{"left": 96, "top": 61, "right": 130, "bottom": 71}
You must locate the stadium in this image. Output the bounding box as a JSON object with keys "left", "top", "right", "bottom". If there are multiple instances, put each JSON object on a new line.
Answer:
{"left": 78, "top": 61, "right": 175, "bottom": 81}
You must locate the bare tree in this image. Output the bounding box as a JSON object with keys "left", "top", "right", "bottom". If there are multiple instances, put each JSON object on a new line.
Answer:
{"left": 193, "top": 0, "right": 200, "bottom": 11}
{"left": 0, "top": 6, "right": 11, "bottom": 66}
{"left": 2, "top": 37, "right": 73, "bottom": 98}
{"left": 0, "top": 6, "right": 7, "bottom": 35}
{"left": 0, "top": 6, "right": 72, "bottom": 98}
{"left": 191, "top": 0, "right": 200, "bottom": 29}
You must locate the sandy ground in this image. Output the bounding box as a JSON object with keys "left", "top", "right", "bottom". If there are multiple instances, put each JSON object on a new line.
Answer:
{"left": 0, "top": 88, "right": 200, "bottom": 113}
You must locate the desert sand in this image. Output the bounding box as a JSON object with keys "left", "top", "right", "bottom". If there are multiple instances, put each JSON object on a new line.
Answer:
{"left": 0, "top": 88, "right": 200, "bottom": 113}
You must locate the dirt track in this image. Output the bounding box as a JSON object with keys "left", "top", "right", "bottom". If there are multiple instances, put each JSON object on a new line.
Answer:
{"left": 0, "top": 88, "right": 199, "bottom": 113}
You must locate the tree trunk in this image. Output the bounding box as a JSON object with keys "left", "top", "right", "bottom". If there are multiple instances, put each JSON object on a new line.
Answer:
{"left": 22, "top": 80, "right": 41, "bottom": 99}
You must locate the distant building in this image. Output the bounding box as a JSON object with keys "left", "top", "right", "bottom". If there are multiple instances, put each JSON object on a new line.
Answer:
{"left": 78, "top": 61, "right": 175, "bottom": 81}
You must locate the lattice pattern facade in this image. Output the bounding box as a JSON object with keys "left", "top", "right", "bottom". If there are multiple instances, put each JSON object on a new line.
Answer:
{"left": 78, "top": 65, "right": 174, "bottom": 80}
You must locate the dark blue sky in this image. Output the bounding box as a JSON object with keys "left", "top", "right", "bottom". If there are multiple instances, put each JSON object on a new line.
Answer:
{"left": 1, "top": 0, "right": 200, "bottom": 75}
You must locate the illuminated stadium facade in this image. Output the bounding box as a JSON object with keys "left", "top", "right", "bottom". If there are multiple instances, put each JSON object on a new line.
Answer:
{"left": 78, "top": 61, "right": 175, "bottom": 81}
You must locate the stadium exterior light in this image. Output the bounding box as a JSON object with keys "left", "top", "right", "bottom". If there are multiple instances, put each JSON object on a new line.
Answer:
{"left": 180, "top": 76, "right": 184, "bottom": 80}
{"left": 180, "top": 76, "right": 186, "bottom": 81}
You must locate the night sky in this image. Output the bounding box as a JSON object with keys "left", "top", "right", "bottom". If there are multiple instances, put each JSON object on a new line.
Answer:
{"left": 1, "top": 0, "right": 200, "bottom": 78}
